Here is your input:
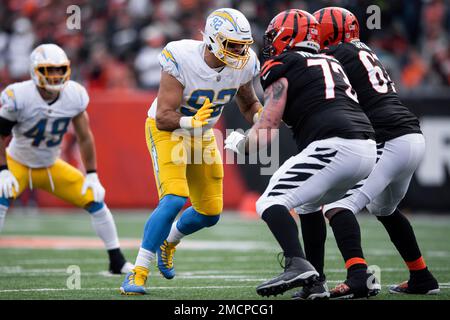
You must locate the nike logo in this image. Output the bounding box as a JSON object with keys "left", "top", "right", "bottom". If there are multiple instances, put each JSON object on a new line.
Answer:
{"left": 261, "top": 71, "right": 271, "bottom": 81}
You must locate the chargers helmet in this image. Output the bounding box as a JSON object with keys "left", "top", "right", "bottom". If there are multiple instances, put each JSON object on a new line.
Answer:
{"left": 30, "top": 44, "right": 71, "bottom": 92}
{"left": 203, "top": 8, "right": 254, "bottom": 69}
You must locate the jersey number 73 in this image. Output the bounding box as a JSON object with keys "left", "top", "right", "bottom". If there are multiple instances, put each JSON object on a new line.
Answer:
{"left": 307, "top": 58, "right": 359, "bottom": 103}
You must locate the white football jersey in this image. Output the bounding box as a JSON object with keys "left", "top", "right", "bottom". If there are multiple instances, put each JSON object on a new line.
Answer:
{"left": 0, "top": 80, "right": 89, "bottom": 168}
{"left": 147, "top": 39, "right": 260, "bottom": 133}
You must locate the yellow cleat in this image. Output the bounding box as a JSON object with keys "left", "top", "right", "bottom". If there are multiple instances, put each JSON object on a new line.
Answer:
{"left": 157, "top": 240, "right": 179, "bottom": 279}
{"left": 119, "top": 266, "right": 149, "bottom": 295}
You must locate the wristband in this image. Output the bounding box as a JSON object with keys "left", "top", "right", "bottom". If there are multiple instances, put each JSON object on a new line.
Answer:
{"left": 86, "top": 169, "right": 97, "bottom": 174}
{"left": 179, "top": 116, "right": 193, "bottom": 129}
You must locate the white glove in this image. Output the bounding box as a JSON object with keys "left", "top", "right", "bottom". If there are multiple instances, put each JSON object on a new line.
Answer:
{"left": 81, "top": 172, "right": 105, "bottom": 203}
{"left": 0, "top": 169, "right": 19, "bottom": 198}
{"left": 225, "top": 131, "right": 247, "bottom": 155}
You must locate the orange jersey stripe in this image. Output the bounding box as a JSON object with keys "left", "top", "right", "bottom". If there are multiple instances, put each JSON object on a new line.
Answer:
{"left": 261, "top": 60, "right": 282, "bottom": 77}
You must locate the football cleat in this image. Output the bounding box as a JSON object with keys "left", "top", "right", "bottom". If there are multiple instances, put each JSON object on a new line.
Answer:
{"left": 291, "top": 276, "right": 330, "bottom": 300}
{"left": 389, "top": 278, "right": 440, "bottom": 295}
{"left": 119, "top": 267, "right": 148, "bottom": 295}
{"left": 256, "top": 256, "right": 319, "bottom": 297}
{"left": 329, "top": 272, "right": 381, "bottom": 299}
{"left": 157, "top": 240, "right": 179, "bottom": 279}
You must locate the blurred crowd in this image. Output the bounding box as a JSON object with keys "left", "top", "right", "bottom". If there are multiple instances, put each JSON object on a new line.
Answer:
{"left": 0, "top": 0, "right": 449, "bottom": 92}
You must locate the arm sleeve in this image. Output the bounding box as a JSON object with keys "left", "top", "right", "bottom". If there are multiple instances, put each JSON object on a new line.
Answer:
{"left": 0, "top": 116, "right": 16, "bottom": 136}
{"left": 158, "top": 42, "right": 185, "bottom": 86}
{"left": 0, "top": 86, "right": 19, "bottom": 122}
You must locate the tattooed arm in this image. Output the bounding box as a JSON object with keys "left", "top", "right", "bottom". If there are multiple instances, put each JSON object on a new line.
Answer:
{"left": 245, "top": 77, "right": 288, "bottom": 152}
{"left": 235, "top": 80, "right": 264, "bottom": 124}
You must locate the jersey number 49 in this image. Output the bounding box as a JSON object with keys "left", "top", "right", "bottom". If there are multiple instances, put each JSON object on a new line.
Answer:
{"left": 24, "top": 118, "right": 71, "bottom": 147}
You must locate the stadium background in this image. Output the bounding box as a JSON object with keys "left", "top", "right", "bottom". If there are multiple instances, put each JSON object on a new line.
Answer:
{"left": 0, "top": 0, "right": 449, "bottom": 212}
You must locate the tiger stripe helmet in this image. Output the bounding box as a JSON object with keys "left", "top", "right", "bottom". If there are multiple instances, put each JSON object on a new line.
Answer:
{"left": 313, "top": 7, "right": 360, "bottom": 49}
{"left": 263, "top": 9, "right": 320, "bottom": 59}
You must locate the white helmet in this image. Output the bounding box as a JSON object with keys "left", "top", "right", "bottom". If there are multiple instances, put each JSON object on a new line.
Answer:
{"left": 203, "top": 8, "right": 253, "bottom": 70}
{"left": 30, "top": 44, "right": 71, "bottom": 92}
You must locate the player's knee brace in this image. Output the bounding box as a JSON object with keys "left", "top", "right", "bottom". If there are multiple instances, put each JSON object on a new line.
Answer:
{"left": 85, "top": 201, "right": 105, "bottom": 214}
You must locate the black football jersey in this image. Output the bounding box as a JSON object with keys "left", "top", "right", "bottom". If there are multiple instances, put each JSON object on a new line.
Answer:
{"left": 260, "top": 50, "right": 374, "bottom": 151}
{"left": 323, "top": 41, "right": 421, "bottom": 142}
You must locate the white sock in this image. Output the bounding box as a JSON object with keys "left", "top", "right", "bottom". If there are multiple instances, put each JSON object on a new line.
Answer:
{"left": 0, "top": 205, "right": 8, "bottom": 232}
{"left": 166, "top": 221, "right": 185, "bottom": 243}
{"left": 135, "top": 247, "right": 155, "bottom": 269}
{"left": 89, "top": 204, "right": 120, "bottom": 250}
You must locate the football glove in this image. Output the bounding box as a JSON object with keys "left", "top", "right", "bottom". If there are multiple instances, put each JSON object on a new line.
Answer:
{"left": 0, "top": 169, "right": 19, "bottom": 198}
{"left": 81, "top": 172, "right": 105, "bottom": 203}
{"left": 225, "top": 131, "right": 247, "bottom": 155}
{"left": 179, "top": 98, "right": 214, "bottom": 129}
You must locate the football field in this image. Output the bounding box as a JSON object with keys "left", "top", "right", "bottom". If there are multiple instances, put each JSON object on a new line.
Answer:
{"left": 0, "top": 209, "right": 449, "bottom": 300}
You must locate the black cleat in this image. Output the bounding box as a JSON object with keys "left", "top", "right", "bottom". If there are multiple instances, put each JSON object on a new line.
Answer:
{"left": 329, "top": 272, "right": 380, "bottom": 299}
{"left": 292, "top": 276, "right": 329, "bottom": 300}
{"left": 256, "top": 256, "right": 319, "bottom": 297}
{"left": 389, "top": 277, "right": 439, "bottom": 295}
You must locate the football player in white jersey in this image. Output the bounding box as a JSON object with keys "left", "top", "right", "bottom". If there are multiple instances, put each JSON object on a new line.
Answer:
{"left": 120, "top": 8, "right": 262, "bottom": 295}
{"left": 0, "top": 44, "right": 133, "bottom": 274}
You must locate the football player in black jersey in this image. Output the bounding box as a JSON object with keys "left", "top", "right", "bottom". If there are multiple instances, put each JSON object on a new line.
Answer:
{"left": 306, "top": 7, "right": 439, "bottom": 298}
{"left": 225, "top": 9, "right": 380, "bottom": 298}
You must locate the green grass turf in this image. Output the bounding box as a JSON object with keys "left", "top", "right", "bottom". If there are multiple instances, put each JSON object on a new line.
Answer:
{"left": 0, "top": 209, "right": 449, "bottom": 300}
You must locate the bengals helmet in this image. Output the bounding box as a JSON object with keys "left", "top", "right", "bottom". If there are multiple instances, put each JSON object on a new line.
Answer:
{"left": 262, "top": 9, "right": 320, "bottom": 59}
{"left": 313, "top": 7, "right": 360, "bottom": 49}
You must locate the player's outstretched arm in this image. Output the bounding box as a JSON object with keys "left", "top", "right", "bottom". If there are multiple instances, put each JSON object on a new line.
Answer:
{"left": 155, "top": 71, "right": 184, "bottom": 131}
{"left": 156, "top": 71, "right": 213, "bottom": 131}
{"left": 235, "top": 80, "right": 263, "bottom": 124}
{"left": 225, "top": 77, "right": 288, "bottom": 154}
{"left": 72, "top": 111, "right": 105, "bottom": 202}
